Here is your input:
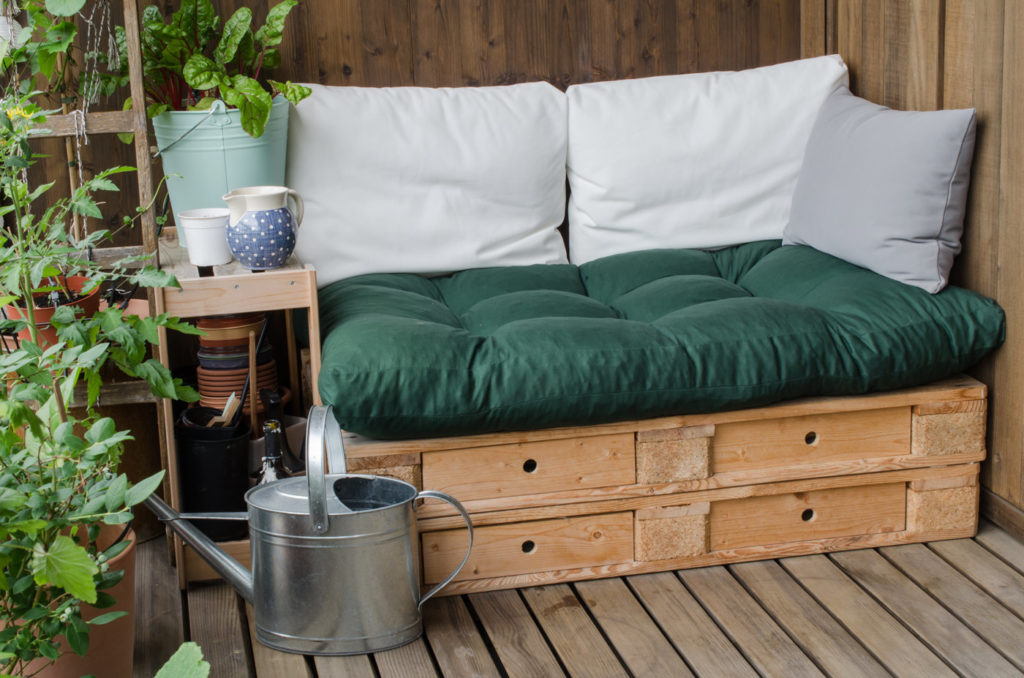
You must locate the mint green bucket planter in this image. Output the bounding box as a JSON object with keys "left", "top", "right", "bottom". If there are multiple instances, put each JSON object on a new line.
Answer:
{"left": 153, "top": 97, "right": 289, "bottom": 248}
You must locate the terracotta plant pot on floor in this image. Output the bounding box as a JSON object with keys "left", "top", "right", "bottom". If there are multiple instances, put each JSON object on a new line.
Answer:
{"left": 26, "top": 527, "right": 138, "bottom": 678}
{"left": 3, "top": 275, "right": 102, "bottom": 347}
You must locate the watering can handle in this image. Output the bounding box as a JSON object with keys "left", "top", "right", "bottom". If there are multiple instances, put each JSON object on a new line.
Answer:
{"left": 306, "top": 405, "right": 348, "bottom": 534}
{"left": 416, "top": 490, "right": 474, "bottom": 608}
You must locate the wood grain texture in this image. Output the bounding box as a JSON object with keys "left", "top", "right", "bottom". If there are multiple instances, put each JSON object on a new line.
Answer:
{"left": 712, "top": 406, "right": 910, "bottom": 473}
{"left": 575, "top": 578, "right": 693, "bottom": 676}
{"left": 780, "top": 554, "right": 954, "bottom": 676}
{"left": 422, "top": 596, "right": 502, "bottom": 678}
{"left": 975, "top": 519, "right": 1024, "bottom": 572}
{"left": 422, "top": 433, "right": 635, "bottom": 502}
{"left": 881, "top": 542, "right": 1024, "bottom": 670}
{"left": 679, "top": 566, "right": 823, "bottom": 677}
{"left": 313, "top": 654, "right": 375, "bottom": 678}
{"left": 830, "top": 549, "right": 1018, "bottom": 676}
{"left": 627, "top": 573, "right": 757, "bottom": 678}
{"left": 131, "top": 539, "right": 184, "bottom": 678}
{"left": 709, "top": 483, "right": 906, "bottom": 551}
{"left": 373, "top": 637, "right": 439, "bottom": 678}
{"left": 521, "top": 584, "right": 626, "bottom": 678}
{"left": 186, "top": 582, "right": 251, "bottom": 677}
{"left": 730, "top": 559, "right": 888, "bottom": 677}
{"left": 467, "top": 590, "right": 565, "bottom": 677}
{"left": 423, "top": 512, "right": 633, "bottom": 584}
{"left": 929, "top": 537, "right": 1024, "bottom": 618}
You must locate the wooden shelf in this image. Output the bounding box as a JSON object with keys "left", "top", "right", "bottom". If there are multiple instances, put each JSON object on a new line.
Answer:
{"left": 154, "top": 230, "right": 322, "bottom": 586}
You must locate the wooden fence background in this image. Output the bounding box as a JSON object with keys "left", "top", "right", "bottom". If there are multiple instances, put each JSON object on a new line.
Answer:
{"left": 801, "top": 0, "right": 1024, "bottom": 535}
{"left": 44, "top": 0, "right": 1024, "bottom": 536}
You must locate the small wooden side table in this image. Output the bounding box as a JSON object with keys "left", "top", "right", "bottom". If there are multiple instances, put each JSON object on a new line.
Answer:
{"left": 154, "top": 232, "right": 322, "bottom": 586}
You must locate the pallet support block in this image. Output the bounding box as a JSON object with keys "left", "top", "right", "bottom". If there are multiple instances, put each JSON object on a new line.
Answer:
{"left": 911, "top": 400, "right": 986, "bottom": 457}
{"left": 635, "top": 503, "right": 710, "bottom": 561}
{"left": 636, "top": 425, "right": 713, "bottom": 483}
{"left": 907, "top": 474, "right": 980, "bottom": 534}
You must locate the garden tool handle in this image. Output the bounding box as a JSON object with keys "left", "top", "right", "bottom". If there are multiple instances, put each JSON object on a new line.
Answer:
{"left": 416, "top": 490, "right": 474, "bottom": 607}
{"left": 287, "top": 189, "right": 304, "bottom": 229}
{"left": 305, "top": 404, "right": 349, "bottom": 534}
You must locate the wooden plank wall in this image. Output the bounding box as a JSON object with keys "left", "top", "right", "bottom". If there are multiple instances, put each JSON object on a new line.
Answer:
{"left": 801, "top": 0, "right": 1024, "bottom": 534}
{"left": 66, "top": 0, "right": 800, "bottom": 534}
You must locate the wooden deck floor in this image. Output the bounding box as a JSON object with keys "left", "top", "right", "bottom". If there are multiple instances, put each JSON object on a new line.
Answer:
{"left": 133, "top": 521, "right": 1024, "bottom": 677}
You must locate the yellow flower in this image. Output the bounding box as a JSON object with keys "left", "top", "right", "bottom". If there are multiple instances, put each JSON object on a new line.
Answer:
{"left": 5, "top": 107, "right": 29, "bottom": 120}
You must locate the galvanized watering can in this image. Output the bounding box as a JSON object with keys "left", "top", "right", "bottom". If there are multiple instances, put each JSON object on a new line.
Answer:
{"left": 147, "top": 405, "right": 473, "bottom": 655}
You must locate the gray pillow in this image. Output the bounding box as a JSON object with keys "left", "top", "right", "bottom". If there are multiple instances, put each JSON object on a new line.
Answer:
{"left": 782, "top": 86, "right": 976, "bottom": 293}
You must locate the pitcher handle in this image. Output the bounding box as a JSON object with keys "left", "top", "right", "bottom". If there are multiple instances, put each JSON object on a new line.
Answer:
{"left": 416, "top": 490, "right": 474, "bottom": 608}
{"left": 287, "top": 189, "right": 304, "bottom": 229}
{"left": 306, "top": 404, "right": 347, "bottom": 534}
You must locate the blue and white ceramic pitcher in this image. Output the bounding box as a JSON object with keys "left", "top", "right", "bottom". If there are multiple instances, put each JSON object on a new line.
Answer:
{"left": 223, "top": 186, "right": 304, "bottom": 270}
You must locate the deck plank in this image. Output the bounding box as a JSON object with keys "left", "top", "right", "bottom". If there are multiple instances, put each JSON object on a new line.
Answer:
{"left": 627, "top": 572, "right": 757, "bottom": 678}
{"left": 730, "top": 560, "right": 888, "bottom": 677}
{"left": 314, "top": 655, "right": 375, "bottom": 678}
{"left": 679, "top": 566, "right": 824, "bottom": 677}
{"left": 422, "top": 596, "right": 501, "bottom": 678}
{"left": 374, "top": 637, "right": 440, "bottom": 678}
{"left": 830, "top": 549, "right": 1019, "bottom": 676}
{"left": 575, "top": 578, "right": 693, "bottom": 677}
{"left": 132, "top": 539, "right": 185, "bottom": 678}
{"left": 468, "top": 590, "right": 565, "bottom": 676}
{"left": 930, "top": 538, "right": 1024, "bottom": 617}
{"left": 243, "top": 605, "right": 314, "bottom": 678}
{"left": 975, "top": 521, "right": 1024, "bottom": 573}
{"left": 522, "top": 584, "right": 627, "bottom": 678}
{"left": 881, "top": 543, "right": 1024, "bottom": 671}
{"left": 780, "top": 554, "right": 955, "bottom": 676}
{"left": 187, "top": 581, "right": 251, "bottom": 677}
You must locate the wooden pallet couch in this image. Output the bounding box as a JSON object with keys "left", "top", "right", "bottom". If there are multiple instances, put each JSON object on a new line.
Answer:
{"left": 287, "top": 56, "right": 1005, "bottom": 594}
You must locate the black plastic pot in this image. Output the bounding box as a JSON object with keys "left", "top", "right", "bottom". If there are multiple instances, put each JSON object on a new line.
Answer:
{"left": 175, "top": 412, "right": 251, "bottom": 541}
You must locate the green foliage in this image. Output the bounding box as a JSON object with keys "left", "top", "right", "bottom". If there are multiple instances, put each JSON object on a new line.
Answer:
{"left": 155, "top": 642, "right": 211, "bottom": 678}
{"left": 1, "top": 4, "right": 200, "bottom": 674}
{"left": 97, "top": 0, "right": 309, "bottom": 138}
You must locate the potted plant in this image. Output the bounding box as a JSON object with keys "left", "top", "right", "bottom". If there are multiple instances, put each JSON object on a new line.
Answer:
{"left": 1, "top": 5, "right": 201, "bottom": 674}
{"left": 97, "top": 0, "right": 311, "bottom": 244}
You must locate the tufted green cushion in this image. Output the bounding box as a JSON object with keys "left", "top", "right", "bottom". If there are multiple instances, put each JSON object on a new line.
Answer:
{"left": 317, "top": 241, "right": 1004, "bottom": 439}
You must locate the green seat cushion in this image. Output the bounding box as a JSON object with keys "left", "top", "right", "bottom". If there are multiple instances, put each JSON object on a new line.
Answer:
{"left": 317, "top": 242, "right": 1005, "bottom": 439}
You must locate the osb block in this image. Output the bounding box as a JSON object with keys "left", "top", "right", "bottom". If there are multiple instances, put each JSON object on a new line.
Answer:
{"left": 911, "top": 405, "right": 986, "bottom": 457}
{"left": 637, "top": 437, "right": 710, "bottom": 484}
{"left": 353, "top": 464, "right": 422, "bottom": 489}
{"left": 346, "top": 453, "right": 420, "bottom": 471}
{"left": 907, "top": 485, "right": 979, "bottom": 533}
{"left": 637, "top": 424, "right": 715, "bottom": 443}
{"left": 635, "top": 508, "right": 709, "bottom": 561}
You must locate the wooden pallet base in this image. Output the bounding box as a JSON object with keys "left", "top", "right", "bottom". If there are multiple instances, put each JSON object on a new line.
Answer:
{"left": 180, "top": 376, "right": 988, "bottom": 592}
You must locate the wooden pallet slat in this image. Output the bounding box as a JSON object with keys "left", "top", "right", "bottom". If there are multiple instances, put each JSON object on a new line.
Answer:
{"left": 730, "top": 560, "right": 890, "bottom": 678}
{"left": 467, "top": 590, "right": 565, "bottom": 676}
{"left": 679, "top": 566, "right": 824, "bottom": 678}
{"left": 186, "top": 582, "right": 250, "bottom": 677}
{"left": 521, "top": 584, "right": 627, "bottom": 678}
{"left": 373, "top": 637, "right": 439, "bottom": 678}
{"left": 881, "top": 542, "right": 1024, "bottom": 671}
{"left": 829, "top": 549, "right": 1019, "bottom": 676}
{"left": 31, "top": 110, "right": 136, "bottom": 138}
{"left": 575, "top": 578, "right": 694, "bottom": 677}
{"left": 780, "top": 554, "right": 956, "bottom": 677}
{"left": 422, "top": 597, "right": 502, "bottom": 678}
{"left": 929, "top": 538, "right": 1024, "bottom": 618}
{"left": 131, "top": 540, "right": 184, "bottom": 678}
{"left": 627, "top": 572, "right": 756, "bottom": 678}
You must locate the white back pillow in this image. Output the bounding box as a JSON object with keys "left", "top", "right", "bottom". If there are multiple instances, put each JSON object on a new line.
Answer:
{"left": 289, "top": 81, "right": 569, "bottom": 287}
{"left": 566, "top": 55, "right": 849, "bottom": 264}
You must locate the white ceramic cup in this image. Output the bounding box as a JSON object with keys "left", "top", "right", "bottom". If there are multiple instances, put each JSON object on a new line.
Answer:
{"left": 177, "top": 208, "right": 233, "bottom": 266}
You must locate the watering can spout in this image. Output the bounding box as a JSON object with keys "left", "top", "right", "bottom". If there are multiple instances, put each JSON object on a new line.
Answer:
{"left": 145, "top": 495, "right": 254, "bottom": 603}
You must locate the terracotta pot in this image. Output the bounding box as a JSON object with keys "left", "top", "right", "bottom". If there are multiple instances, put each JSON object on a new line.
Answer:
{"left": 27, "top": 527, "right": 137, "bottom": 678}
{"left": 4, "top": 276, "right": 102, "bottom": 347}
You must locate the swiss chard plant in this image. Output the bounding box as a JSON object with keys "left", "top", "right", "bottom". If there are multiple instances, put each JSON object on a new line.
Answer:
{"left": 97, "top": 0, "right": 311, "bottom": 138}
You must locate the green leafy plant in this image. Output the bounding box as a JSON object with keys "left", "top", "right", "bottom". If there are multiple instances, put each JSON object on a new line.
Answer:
{"left": 98, "top": 0, "right": 311, "bottom": 138}
{"left": 1, "top": 3, "right": 201, "bottom": 673}
{"left": 155, "top": 642, "right": 210, "bottom": 678}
